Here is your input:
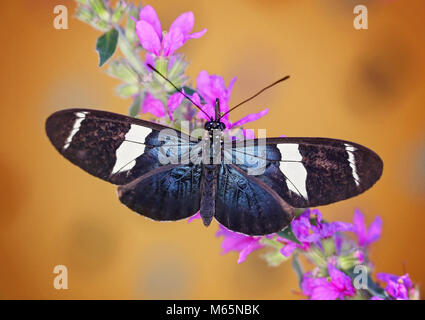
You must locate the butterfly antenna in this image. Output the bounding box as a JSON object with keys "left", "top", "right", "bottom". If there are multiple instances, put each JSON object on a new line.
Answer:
{"left": 219, "top": 75, "right": 290, "bottom": 120}
{"left": 147, "top": 64, "right": 212, "bottom": 120}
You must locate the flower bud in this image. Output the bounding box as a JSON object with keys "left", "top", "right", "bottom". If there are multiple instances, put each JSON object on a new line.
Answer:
{"left": 75, "top": 6, "right": 94, "bottom": 24}
{"left": 168, "top": 55, "right": 188, "bottom": 81}
{"left": 112, "top": 0, "right": 127, "bottom": 24}
{"left": 322, "top": 238, "right": 336, "bottom": 257}
{"left": 337, "top": 250, "right": 365, "bottom": 270}
{"left": 88, "top": 0, "right": 110, "bottom": 21}
{"left": 91, "top": 18, "right": 109, "bottom": 32}
{"left": 116, "top": 83, "right": 139, "bottom": 98}
{"left": 125, "top": 4, "right": 139, "bottom": 46}
{"left": 306, "top": 246, "right": 327, "bottom": 268}
{"left": 108, "top": 60, "right": 138, "bottom": 84}
{"left": 262, "top": 250, "right": 288, "bottom": 267}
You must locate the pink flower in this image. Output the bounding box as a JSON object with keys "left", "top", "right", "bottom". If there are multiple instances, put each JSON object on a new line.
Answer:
{"left": 195, "top": 71, "right": 269, "bottom": 131}
{"left": 230, "top": 109, "right": 269, "bottom": 128}
{"left": 167, "top": 89, "right": 185, "bottom": 121}
{"left": 302, "top": 264, "right": 356, "bottom": 300}
{"left": 142, "top": 92, "right": 165, "bottom": 117}
{"left": 312, "top": 210, "right": 353, "bottom": 239}
{"left": 136, "top": 5, "right": 206, "bottom": 57}
{"left": 216, "top": 224, "right": 264, "bottom": 264}
{"left": 142, "top": 91, "right": 186, "bottom": 121}
{"left": 280, "top": 209, "right": 352, "bottom": 257}
{"left": 352, "top": 209, "right": 382, "bottom": 247}
{"left": 195, "top": 70, "right": 236, "bottom": 121}
{"left": 377, "top": 272, "right": 413, "bottom": 300}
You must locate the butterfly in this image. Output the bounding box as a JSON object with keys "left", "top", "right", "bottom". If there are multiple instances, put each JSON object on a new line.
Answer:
{"left": 45, "top": 67, "right": 383, "bottom": 236}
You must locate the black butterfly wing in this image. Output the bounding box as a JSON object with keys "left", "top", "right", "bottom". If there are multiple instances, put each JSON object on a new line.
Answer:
{"left": 46, "top": 108, "right": 201, "bottom": 220}
{"left": 117, "top": 164, "right": 201, "bottom": 221}
{"left": 225, "top": 137, "right": 383, "bottom": 208}
{"left": 45, "top": 108, "right": 195, "bottom": 185}
{"left": 215, "top": 164, "right": 295, "bottom": 235}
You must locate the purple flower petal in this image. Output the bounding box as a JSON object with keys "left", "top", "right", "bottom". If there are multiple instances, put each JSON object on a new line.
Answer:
{"left": 300, "top": 272, "right": 315, "bottom": 296}
{"left": 196, "top": 70, "right": 215, "bottom": 104}
{"left": 142, "top": 92, "right": 165, "bottom": 117}
{"left": 138, "top": 5, "right": 162, "bottom": 39}
{"left": 230, "top": 108, "right": 269, "bottom": 128}
{"left": 238, "top": 241, "right": 263, "bottom": 264}
{"left": 227, "top": 76, "right": 237, "bottom": 99}
{"left": 187, "top": 29, "right": 207, "bottom": 39}
{"left": 377, "top": 272, "right": 413, "bottom": 300}
{"left": 136, "top": 20, "right": 161, "bottom": 56}
{"left": 216, "top": 224, "right": 263, "bottom": 263}
{"left": 196, "top": 71, "right": 236, "bottom": 112}
{"left": 280, "top": 242, "right": 297, "bottom": 257}
{"left": 169, "top": 11, "right": 195, "bottom": 36}
{"left": 169, "top": 11, "right": 207, "bottom": 40}
{"left": 162, "top": 27, "right": 185, "bottom": 57}
{"left": 309, "top": 279, "right": 340, "bottom": 300}
{"left": 328, "top": 264, "right": 355, "bottom": 295}
{"left": 191, "top": 92, "right": 202, "bottom": 106}
{"left": 167, "top": 90, "right": 185, "bottom": 120}
{"left": 144, "top": 53, "right": 156, "bottom": 70}
{"left": 353, "top": 209, "right": 367, "bottom": 245}
{"left": 352, "top": 209, "right": 382, "bottom": 246}
{"left": 302, "top": 264, "right": 355, "bottom": 300}
{"left": 187, "top": 211, "right": 201, "bottom": 223}
{"left": 367, "top": 216, "right": 382, "bottom": 244}
{"left": 197, "top": 103, "right": 214, "bottom": 121}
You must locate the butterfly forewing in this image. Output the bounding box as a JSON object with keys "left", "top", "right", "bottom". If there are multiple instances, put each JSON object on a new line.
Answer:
{"left": 45, "top": 108, "right": 196, "bottom": 185}
{"left": 226, "top": 137, "right": 383, "bottom": 208}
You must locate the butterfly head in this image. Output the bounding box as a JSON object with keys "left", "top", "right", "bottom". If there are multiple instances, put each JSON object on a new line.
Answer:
{"left": 204, "top": 98, "right": 226, "bottom": 131}
{"left": 204, "top": 120, "right": 226, "bottom": 131}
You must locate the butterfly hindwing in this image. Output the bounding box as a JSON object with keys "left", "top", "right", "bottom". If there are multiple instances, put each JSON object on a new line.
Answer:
{"left": 215, "top": 164, "right": 294, "bottom": 235}
{"left": 118, "top": 164, "right": 202, "bottom": 221}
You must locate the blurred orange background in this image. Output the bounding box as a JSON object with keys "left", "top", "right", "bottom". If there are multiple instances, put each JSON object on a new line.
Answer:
{"left": 1, "top": 0, "right": 424, "bottom": 299}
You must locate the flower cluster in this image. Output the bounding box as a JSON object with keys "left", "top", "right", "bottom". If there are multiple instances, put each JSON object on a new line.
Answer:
{"left": 74, "top": 1, "right": 419, "bottom": 300}
{"left": 214, "top": 208, "right": 419, "bottom": 300}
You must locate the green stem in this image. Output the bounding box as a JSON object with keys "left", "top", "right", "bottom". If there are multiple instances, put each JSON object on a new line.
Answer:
{"left": 117, "top": 27, "right": 144, "bottom": 75}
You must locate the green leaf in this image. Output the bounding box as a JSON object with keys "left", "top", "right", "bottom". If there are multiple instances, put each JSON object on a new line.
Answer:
{"left": 96, "top": 28, "right": 119, "bottom": 67}
{"left": 128, "top": 93, "right": 142, "bottom": 117}
{"left": 181, "top": 86, "right": 197, "bottom": 96}
{"left": 180, "top": 86, "right": 207, "bottom": 104}
{"left": 277, "top": 225, "right": 302, "bottom": 245}
{"left": 291, "top": 253, "right": 304, "bottom": 287}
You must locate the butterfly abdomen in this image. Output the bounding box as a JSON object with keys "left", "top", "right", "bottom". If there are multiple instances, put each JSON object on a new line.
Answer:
{"left": 199, "top": 164, "right": 218, "bottom": 226}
